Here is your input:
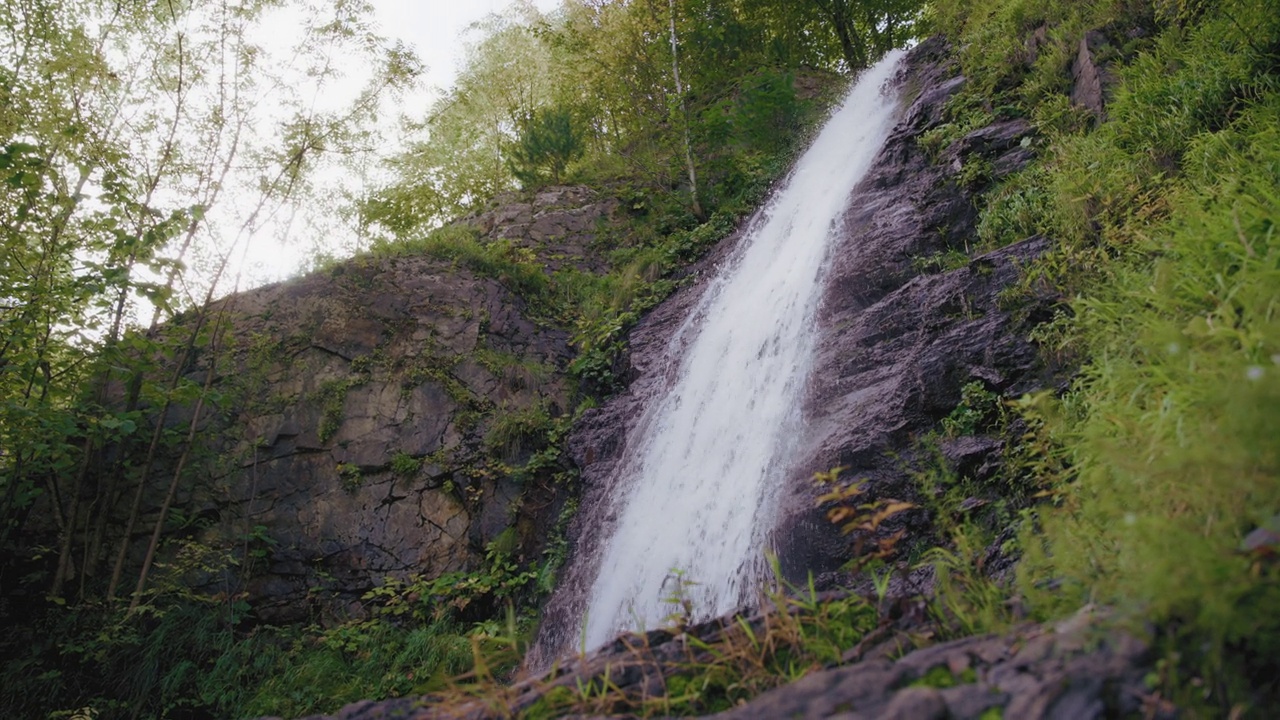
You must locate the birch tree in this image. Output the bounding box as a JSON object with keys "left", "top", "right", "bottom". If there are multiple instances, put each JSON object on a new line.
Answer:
{"left": 0, "top": 0, "right": 418, "bottom": 601}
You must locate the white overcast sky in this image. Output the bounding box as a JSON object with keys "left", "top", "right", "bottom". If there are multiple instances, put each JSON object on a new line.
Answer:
{"left": 379, "top": 0, "right": 561, "bottom": 106}
{"left": 233, "top": 0, "right": 562, "bottom": 288}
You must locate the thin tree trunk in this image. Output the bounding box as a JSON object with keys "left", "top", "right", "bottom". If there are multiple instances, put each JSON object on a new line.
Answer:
{"left": 666, "top": 0, "right": 703, "bottom": 219}
{"left": 84, "top": 33, "right": 190, "bottom": 589}
{"left": 813, "top": 0, "right": 868, "bottom": 72}
{"left": 106, "top": 311, "right": 208, "bottom": 599}
{"left": 127, "top": 308, "right": 227, "bottom": 613}
{"left": 123, "top": 117, "right": 311, "bottom": 609}
{"left": 50, "top": 446, "right": 93, "bottom": 595}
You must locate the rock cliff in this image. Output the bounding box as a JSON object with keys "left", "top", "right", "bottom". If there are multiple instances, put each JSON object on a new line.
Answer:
{"left": 118, "top": 187, "right": 619, "bottom": 622}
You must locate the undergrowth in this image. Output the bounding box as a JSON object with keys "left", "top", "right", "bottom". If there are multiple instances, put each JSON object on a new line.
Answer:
{"left": 510, "top": 577, "right": 880, "bottom": 718}
{"left": 924, "top": 0, "right": 1280, "bottom": 713}
{"left": 0, "top": 537, "right": 541, "bottom": 720}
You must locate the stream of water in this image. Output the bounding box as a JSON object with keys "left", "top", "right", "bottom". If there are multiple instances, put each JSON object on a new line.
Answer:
{"left": 568, "top": 50, "right": 906, "bottom": 653}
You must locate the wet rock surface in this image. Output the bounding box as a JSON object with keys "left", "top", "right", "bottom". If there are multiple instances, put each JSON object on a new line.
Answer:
{"left": 774, "top": 37, "right": 1053, "bottom": 584}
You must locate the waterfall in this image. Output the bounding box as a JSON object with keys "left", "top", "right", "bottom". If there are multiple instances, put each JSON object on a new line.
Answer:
{"left": 544, "top": 50, "right": 906, "bottom": 659}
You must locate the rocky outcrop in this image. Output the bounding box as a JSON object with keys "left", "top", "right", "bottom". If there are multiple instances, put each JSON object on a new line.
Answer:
{"left": 1070, "top": 30, "right": 1115, "bottom": 120}
{"left": 772, "top": 37, "right": 1051, "bottom": 585}
{"left": 112, "top": 187, "right": 620, "bottom": 622}
{"left": 707, "top": 610, "right": 1157, "bottom": 720}
{"left": 458, "top": 186, "right": 620, "bottom": 273}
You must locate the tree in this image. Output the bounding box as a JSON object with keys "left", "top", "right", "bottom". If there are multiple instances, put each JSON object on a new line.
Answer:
{"left": 508, "top": 105, "right": 585, "bottom": 187}
{"left": 362, "top": 4, "right": 560, "bottom": 235}
{"left": 809, "top": 0, "right": 923, "bottom": 72}
{"left": 659, "top": 0, "right": 704, "bottom": 218}
{"left": 0, "top": 0, "right": 418, "bottom": 603}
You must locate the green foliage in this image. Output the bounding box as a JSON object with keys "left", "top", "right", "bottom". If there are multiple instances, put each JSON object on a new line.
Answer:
{"left": 911, "top": 663, "right": 978, "bottom": 688}
{"left": 316, "top": 378, "right": 354, "bottom": 444}
{"left": 484, "top": 403, "right": 555, "bottom": 464}
{"left": 373, "top": 224, "right": 550, "bottom": 303}
{"left": 337, "top": 463, "right": 364, "bottom": 493}
{"left": 509, "top": 106, "right": 585, "bottom": 188}
{"left": 933, "top": 0, "right": 1280, "bottom": 709}
{"left": 390, "top": 451, "right": 421, "bottom": 477}
{"left": 0, "top": 531, "right": 546, "bottom": 719}
{"left": 815, "top": 467, "right": 916, "bottom": 568}
{"left": 912, "top": 246, "right": 971, "bottom": 273}
{"left": 941, "top": 381, "right": 1005, "bottom": 438}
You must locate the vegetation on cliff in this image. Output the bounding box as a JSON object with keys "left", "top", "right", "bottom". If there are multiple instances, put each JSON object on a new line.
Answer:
{"left": 2, "top": 0, "right": 1277, "bottom": 717}
{"left": 919, "top": 0, "right": 1280, "bottom": 712}
{"left": 0, "top": 0, "right": 915, "bottom": 717}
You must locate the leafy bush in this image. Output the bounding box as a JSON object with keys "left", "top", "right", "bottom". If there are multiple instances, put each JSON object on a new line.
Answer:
{"left": 508, "top": 106, "right": 585, "bottom": 187}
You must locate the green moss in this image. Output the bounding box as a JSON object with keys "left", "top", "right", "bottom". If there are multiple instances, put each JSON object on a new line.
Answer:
{"left": 911, "top": 664, "right": 963, "bottom": 689}
{"left": 315, "top": 379, "right": 352, "bottom": 444}
{"left": 337, "top": 463, "right": 363, "bottom": 493}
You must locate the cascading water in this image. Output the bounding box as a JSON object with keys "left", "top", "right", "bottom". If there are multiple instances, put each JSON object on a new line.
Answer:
{"left": 544, "top": 50, "right": 906, "bottom": 658}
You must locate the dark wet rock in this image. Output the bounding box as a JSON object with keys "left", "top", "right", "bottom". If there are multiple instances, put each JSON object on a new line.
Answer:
{"left": 941, "top": 435, "right": 1004, "bottom": 480}
{"left": 771, "top": 36, "right": 1052, "bottom": 586}
{"left": 1071, "top": 30, "right": 1115, "bottom": 120}
{"left": 949, "top": 118, "right": 1037, "bottom": 178}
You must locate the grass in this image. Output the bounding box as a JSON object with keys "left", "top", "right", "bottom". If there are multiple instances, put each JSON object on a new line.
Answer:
{"left": 925, "top": 0, "right": 1280, "bottom": 712}
{"left": 513, "top": 579, "right": 880, "bottom": 718}
{"left": 371, "top": 224, "right": 551, "bottom": 304}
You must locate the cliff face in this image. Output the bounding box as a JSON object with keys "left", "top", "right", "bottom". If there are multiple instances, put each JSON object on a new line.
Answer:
{"left": 118, "top": 187, "right": 619, "bottom": 622}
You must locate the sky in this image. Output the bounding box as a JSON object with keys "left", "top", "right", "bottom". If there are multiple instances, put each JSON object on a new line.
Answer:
{"left": 378, "top": 0, "right": 561, "bottom": 109}
{"left": 233, "top": 0, "right": 562, "bottom": 288}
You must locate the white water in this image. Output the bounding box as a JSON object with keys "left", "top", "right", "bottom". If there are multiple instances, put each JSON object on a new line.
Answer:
{"left": 577, "top": 51, "right": 906, "bottom": 651}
